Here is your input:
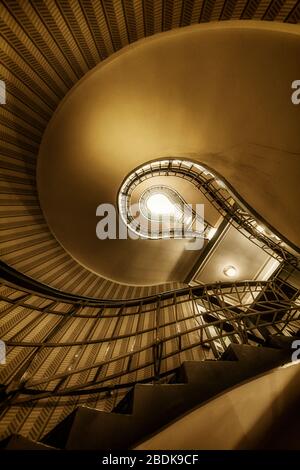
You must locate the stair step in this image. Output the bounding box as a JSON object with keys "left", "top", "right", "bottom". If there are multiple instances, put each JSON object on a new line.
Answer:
{"left": 41, "top": 344, "right": 292, "bottom": 450}
{"left": 225, "top": 343, "right": 290, "bottom": 363}
{"left": 63, "top": 407, "right": 133, "bottom": 450}
{"left": 267, "top": 335, "right": 300, "bottom": 350}
{"left": 2, "top": 434, "right": 55, "bottom": 450}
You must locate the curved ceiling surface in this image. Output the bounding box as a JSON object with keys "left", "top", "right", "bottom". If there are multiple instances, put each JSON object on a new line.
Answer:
{"left": 37, "top": 22, "right": 300, "bottom": 285}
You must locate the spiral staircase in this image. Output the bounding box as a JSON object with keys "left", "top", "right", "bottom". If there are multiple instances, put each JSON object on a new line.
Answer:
{"left": 0, "top": 0, "right": 300, "bottom": 450}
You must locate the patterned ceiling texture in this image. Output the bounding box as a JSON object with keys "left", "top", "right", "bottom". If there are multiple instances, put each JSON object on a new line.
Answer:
{"left": 0, "top": 0, "right": 299, "bottom": 446}
{"left": 0, "top": 0, "right": 299, "bottom": 301}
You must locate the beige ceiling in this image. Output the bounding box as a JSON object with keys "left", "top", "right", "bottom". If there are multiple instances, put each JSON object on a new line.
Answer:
{"left": 37, "top": 21, "right": 300, "bottom": 286}
{"left": 193, "top": 224, "right": 280, "bottom": 285}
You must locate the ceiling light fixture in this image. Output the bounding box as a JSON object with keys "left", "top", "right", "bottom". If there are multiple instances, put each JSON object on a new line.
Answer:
{"left": 223, "top": 265, "right": 237, "bottom": 278}
{"left": 146, "top": 193, "right": 177, "bottom": 216}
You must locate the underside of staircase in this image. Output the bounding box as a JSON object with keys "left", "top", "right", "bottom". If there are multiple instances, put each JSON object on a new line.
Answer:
{"left": 1, "top": 342, "right": 292, "bottom": 450}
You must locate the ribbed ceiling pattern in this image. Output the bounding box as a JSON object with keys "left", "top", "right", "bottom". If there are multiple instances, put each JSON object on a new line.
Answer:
{"left": 1, "top": 0, "right": 299, "bottom": 300}
{"left": 0, "top": 281, "right": 209, "bottom": 441}
{"left": 0, "top": 0, "right": 299, "bottom": 445}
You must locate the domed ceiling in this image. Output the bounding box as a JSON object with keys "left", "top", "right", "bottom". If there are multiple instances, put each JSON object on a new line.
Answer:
{"left": 37, "top": 22, "right": 300, "bottom": 285}
{"left": 1, "top": 0, "right": 300, "bottom": 296}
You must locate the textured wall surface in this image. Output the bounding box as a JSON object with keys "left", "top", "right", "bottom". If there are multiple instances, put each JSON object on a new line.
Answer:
{"left": 1, "top": 1, "right": 299, "bottom": 298}
{"left": 0, "top": 281, "right": 209, "bottom": 441}
{"left": 0, "top": 0, "right": 299, "bottom": 442}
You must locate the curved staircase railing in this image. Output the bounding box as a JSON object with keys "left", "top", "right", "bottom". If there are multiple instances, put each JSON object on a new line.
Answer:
{"left": 1, "top": 267, "right": 299, "bottom": 406}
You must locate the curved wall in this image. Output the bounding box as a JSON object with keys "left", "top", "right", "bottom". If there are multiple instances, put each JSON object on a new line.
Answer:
{"left": 136, "top": 361, "right": 300, "bottom": 450}
{"left": 38, "top": 22, "right": 300, "bottom": 284}
{"left": 1, "top": 0, "right": 299, "bottom": 296}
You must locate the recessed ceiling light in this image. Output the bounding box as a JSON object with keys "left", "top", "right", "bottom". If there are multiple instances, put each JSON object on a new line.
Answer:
{"left": 223, "top": 265, "right": 237, "bottom": 278}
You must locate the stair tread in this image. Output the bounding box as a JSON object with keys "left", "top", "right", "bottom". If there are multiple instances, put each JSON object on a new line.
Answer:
{"left": 42, "top": 345, "right": 292, "bottom": 450}
{"left": 3, "top": 434, "right": 56, "bottom": 450}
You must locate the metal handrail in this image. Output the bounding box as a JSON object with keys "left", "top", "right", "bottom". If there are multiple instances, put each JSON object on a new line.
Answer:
{"left": 1, "top": 158, "right": 300, "bottom": 408}
{"left": 1, "top": 276, "right": 299, "bottom": 406}
{"left": 0, "top": 261, "right": 272, "bottom": 308}
{"left": 118, "top": 158, "right": 300, "bottom": 267}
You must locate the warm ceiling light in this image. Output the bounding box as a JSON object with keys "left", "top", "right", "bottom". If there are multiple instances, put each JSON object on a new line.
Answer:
{"left": 146, "top": 193, "right": 177, "bottom": 216}
{"left": 223, "top": 265, "right": 237, "bottom": 278}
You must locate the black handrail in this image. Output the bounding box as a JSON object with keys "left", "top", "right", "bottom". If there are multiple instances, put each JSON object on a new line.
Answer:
{"left": 0, "top": 259, "right": 270, "bottom": 307}
{"left": 1, "top": 276, "right": 299, "bottom": 406}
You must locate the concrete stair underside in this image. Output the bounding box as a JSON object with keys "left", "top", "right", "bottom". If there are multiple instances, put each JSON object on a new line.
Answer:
{"left": 1, "top": 343, "right": 292, "bottom": 450}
